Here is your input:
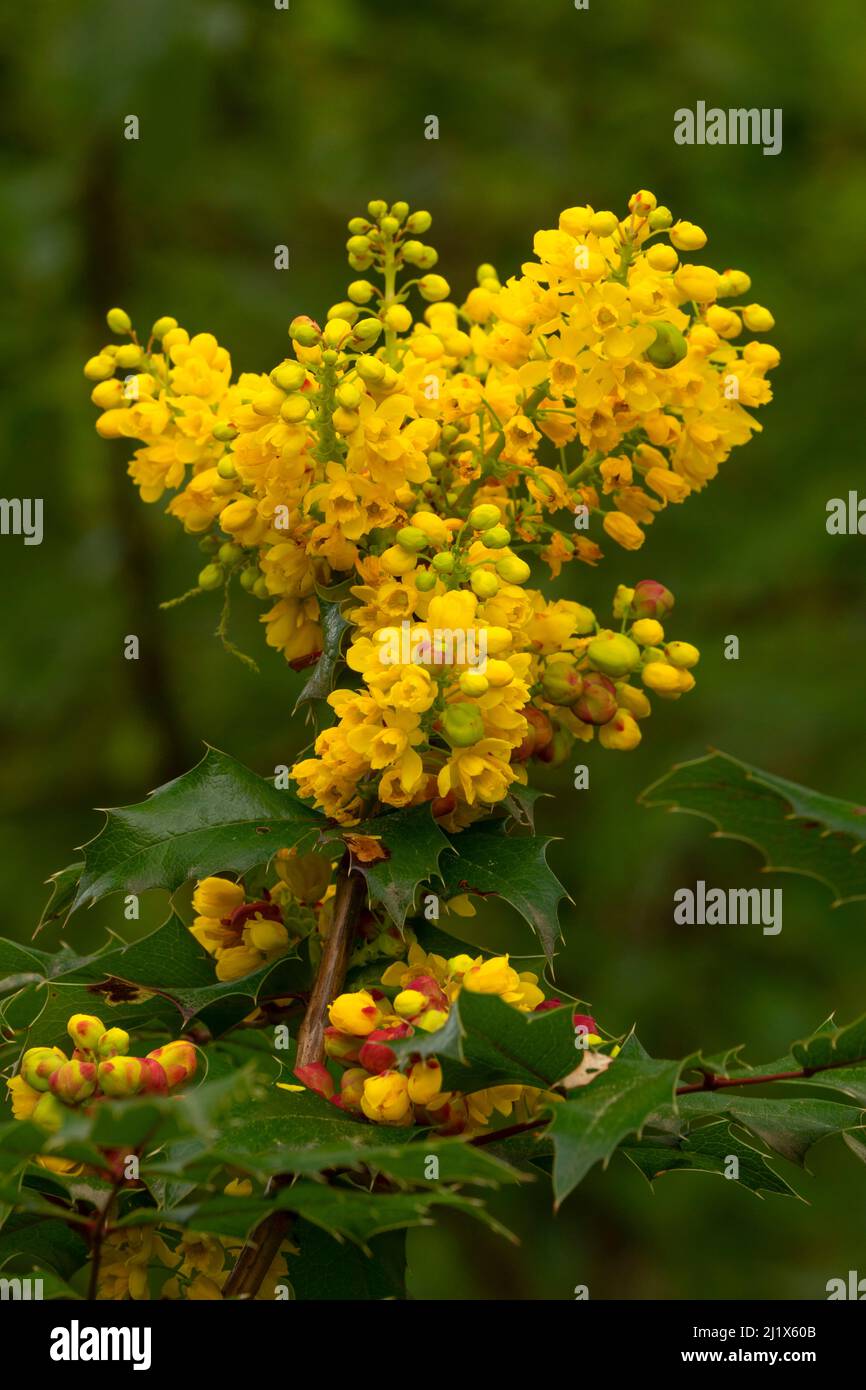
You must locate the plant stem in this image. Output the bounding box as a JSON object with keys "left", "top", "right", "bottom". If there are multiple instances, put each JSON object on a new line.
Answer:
{"left": 222, "top": 857, "right": 366, "bottom": 1300}
{"left": 469, "top": 1054, "right": 866, "bottom": 1148}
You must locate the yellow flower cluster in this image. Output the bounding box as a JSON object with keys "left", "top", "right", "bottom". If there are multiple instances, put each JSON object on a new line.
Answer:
{"left": 299, "top": 942, "right": 599, "bottom": 1134}
{"left": 84, "top": 193, "right": 777, "bottom": 823}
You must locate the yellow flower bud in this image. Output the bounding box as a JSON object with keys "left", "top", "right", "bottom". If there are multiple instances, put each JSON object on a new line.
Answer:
{"left": 459, "top": 670, "right": 489, "bottom": 697}
{"left": 328, "top": 990, "right": 382, "bottom": 1036}
{"left": 192, "top": 876, "right": 245, "bottom": 919}
{"left": 641, "top": 661, "right": 682, "bottom": 694}
{"left": 115, "top": 344, "right": 142, "bottom": 370}
{"left": 361, "top": 1072, "right": 412, "bottom": 1124}
{"left": 407, "top": 1059, "right": 443, "bottom": 1105}
{"left": 381, "top": 544, "right": 418, "bottom": 576}
{"left": 669, "top": 220, "right": 707, "bottom": 250}
{"left": 106, "top": 307, "right": 132, "bottom": 334}
{"left": 741, "top": 304, "right": 775, "bottom": 332}
{"left": 418, "top": 274, "right": 450, "bottom": 302}
{"left": 646, "top": 244, "right": 678, "bottom": 272}
{"left": 589, "top": 211, "right": 619, "bottom": 236}
{"left": 495, "top": 555, "right": 531, "bottom": 584}
{"left": 355, "top": 355, "right": 386, "bottom": 383}
{"left": 484, "top": 659, "right": 514, "bottom": 688}
{"left": 394, "top": 989, "right": 428, "bottom": 1019}
{"left": 96, "top": 1029, "right": 130, "bottom": 1060}
{"left": 84, "top": 355, "right": 116, "bottom": 382}
{"left": 151, "top": 315, "right": 178, "bottom": 338}
{"left": 415, "top": 1008, "right": 449, "bottom": 1032}
{"left": 468, "top": 503, "right": 502, "bottom": 530}
{"left": 67, "top": 1014, "right": 105, "bottom": 1052}
{"left": 384, "top": 304, "right": 412, "bottom": 332}
{"left": 631, "top": 618, "right": 664, "bottom": 646}
{"left": 462, "top": 956, "right": 520, "bottom": 995}
{"left": 673, "top": 264, "right": 720, "bottom": 304}
{"left": 470, "top": 568, "right": 499, "bottom": 598}
{"left": 598, "top": 710, "right": 642, "bottom": 750}
{"left": 666, "top": 640, "right": 700, "bottom": 669}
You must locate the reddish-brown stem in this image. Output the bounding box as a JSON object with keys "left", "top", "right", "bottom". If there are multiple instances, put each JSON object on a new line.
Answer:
{"left": 223, "top": 857, "right": 365, "bottom": 1300}
{"left": 471, "top": 1055, "right": 865, "bottom": 1149}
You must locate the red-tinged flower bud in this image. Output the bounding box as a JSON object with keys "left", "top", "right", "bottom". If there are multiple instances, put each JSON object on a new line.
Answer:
{"left": 66, "top": 1014, "right": 105, "bottom": 1053}
{"left": 541, "top": 659, "right": 584, "bottom": 706}
{"left": 97, "top": 1056, "right": 143, "bottom": 1098}
{"left": 324, "top": 1027, "right": 363, "bottom": 1066}
{"left": 359, "top": 1023, "right": 412, "bottom": 1075}
{"left": 407, "top": 1059, "right": 443, "bottom": 1105}
{"left": 524, "top": 706, "right": 553, "bottom": 751}
{"left": 294, "top": 1063, "right": 335, "bottom": 1099}
{"left": 631, "top": 579, "right": 675, "bottom": 620}
{"left": 433, "top": 1096, "right": 469, "bottom": 1136}
{"left": 50, "top": 1059, "right": 98, "bottom": 1105}
{"left": 137, "top": 1057, "right": 169, "bottom": 1094}
{"left": 431, "top": 790, "right": 457, "bottom": 819}
{"left": 534, "top": 998, "right": 564, "bottom": 1012}
{"left": 340, "top": 1067, "right": 369, "bottom": 1111}
{"left": 33, "top": 1092, "right": 66, "bottom": 1133}
{"left": 572, "top": 1013, "right": 598, "bottom": 1034}
{"left": 97, "top": 1028, "right": 130, "bottom": 1060}
{"left": 146, "top": 1041, "right": 197, "bottom": 1088}
{"left": 405, "top": 976, "right": 448, "bottom": 1011}
{"left": 575, "top": 672, "right": 617, "bottom": 725}
{"left": 20, "top": 1046, "right": 66, "bottom": 1092}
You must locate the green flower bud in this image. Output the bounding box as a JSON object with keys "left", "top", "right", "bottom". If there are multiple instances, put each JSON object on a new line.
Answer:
{"left": 396, "top": 526, "right": 429, "bottom": 552}
{"left": 414, "top": 568, "right": 437, "bottom": 592}
{"left": 402, "top": 240, "right": 426, "bottom": 265}
{"left": 648, "top": 206, "right": 673, "bottom": 230}
{"left": 328, "top": 302, "right": 359, "bottom": 325}
{"left": 212, "top": 422, "right": 238, "bottom": 443}
{"left": 587, "top": 632, "right": 641, "bottom": 678}
{"left": 431, "top": 551, "right": 455, "bottom": 573}
{"left": 198, "top": 563, "right": 225, "bottom": 591}
{"left": 346, "top": 235, "right": 372, "bottom": 256}
{"left": 440, "top": 424, "right": 460, "bottom": 445}
{"left": 335, "top": 382, "right": 362, "bottom": 410}
{"left": 495, "top": 554, "right": 531, "bottom": 584}
{"left": 481, "top": 525, "right": 511, "bottom": 549}
{"left": 380, "top": 215, "right": 400, "bottom": 236}
{"left": 541, "top": 659, "right": 584, "bottom": 706}
{"left": 468, "top": 503, "right": 502, "bottom": 530}
{"left": 406, "top": 211, "right": 432, "bottom": 233}
{"left": 442, "top": 703, "right": 485, "bottom": 748}
{"left": 240, "top": 567, "right": 259, "bottom": 592}
{"left": 367, "top": 200, "right": 388, "bottom": 219}
{"left": 218, "top": 542, "right": 244, "bottom": 566}
{"left": 253, "top": 577, "right": 270, "bottom": 599}
{"left": 348, "top": 280, "right": 376, "bottom": 305}
{"left": 352, "top": 318, "right": 384, "bottom": 346}
{"left": 348, "top": 217, "right": 371, "bottom": 235}
{"left": 390, "top": 201, "right": 410, "bottom": 223}
{"left": 645, "top": 322, "right": 688, "bottom": 369}
{"left": 216, "top": 457, "right": 238, "bottom": 481}
{"left": 106, "top": 307, "right": 132, "bottom": 334}
{"left": 323, "top": 318, "right": 352, "bottom": 348}
{"left": 355, "top": 355, "right": 386, "bottom": 383}
{"left": 21, "top": 1047, "right": 65, "bottom": 1092}
{"left": 289, "top": 316, "right": 321, "bottom": 347}
{"left": 151, "top": 315, "right": 178, "bottom": 338}
{"left": 476, "top": 263, "right": 498, "bottom": 285}
{"left": 96, "top": 1029, "right": 130, "bottom": 1060}
{"left": 33, "top": 1092, "right": 66, "bottom": 1134}
{"left": 415, "top": 246, "right": 439, "bottom": 270}
{"left": 470, "top": 568, "right": 499, "bottom": 598}
{"left": 270, "top": 361, "right": 307, "bottom": 392}
{"left": 348, "top": 252, "right": 374, "bottom": 272}
{"left": 199, "top": 535, "right": 219, "bottom": 553}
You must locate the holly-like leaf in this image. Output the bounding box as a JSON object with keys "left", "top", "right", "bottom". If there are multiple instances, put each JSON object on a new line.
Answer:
{"left": 70, "top": 746, "right": 323, "bottom": 915}
{"left": 674, "top": 1094, "right": 866, "bottom": 1169}
{"left": 36, "top": 863, "right": 84, "bottom": 933}
{"left": 391, "top": 990, "right": 582, "bottom": 1093}
{"left": 438, "top": 821, "right": 568, "bottom": 958}
{"left": 293, "top": 599, "right": 350, "bottom": 713}
{"left": 640, "top": 749, "right": 866, "bottom": 907}
{"left": 623, "top": 1120, "right": 798, "bottom": 1198}
{"left": 324, "top": 803, "right": 454, "bottom": 928}
{"left": 547, "top": 1056, "right": 684, "bottom": 1205}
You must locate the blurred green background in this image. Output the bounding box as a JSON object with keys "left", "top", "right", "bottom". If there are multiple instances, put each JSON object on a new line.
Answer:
{"left": 2, "top": 0, "right": 866, "bottom": 1299}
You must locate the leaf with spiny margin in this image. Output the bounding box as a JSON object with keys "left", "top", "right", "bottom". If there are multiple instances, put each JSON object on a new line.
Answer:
{"left": 322, "top": 803, "right": 453, "bottom": 928}
{"left": 144, "top": 1182, "right": 514, "bottom": 1247}
{"left": 391, "top": 990, "right": 581, "bottom": 1093}
{"left": 0, "top": 979, "right": 180, "bottom": 1054}
{"left": 671, "top": 1094, "right": 866, "bottom": 1169}
{"left": 547, "top": 1056, "right": 684, "bottom": 1205}
{"left": 640, "top": 749, "right": 866, "bottom": 907}
{"left": 623, "top": 1121, "right": 798, "bottom": 1198}
{"left": 149, "top": 1084, "right": 524, "bottom": 1188}
{"left": 36, "top": 863, "right": 85, "bottom": 933}
{"left": 293, "top": 599, "right": 350, "bottom": 714}
{"left": 437, "top": 820, "right": 568, "bottom": 959}
{"left": 70, "top": 746, "right": 323, "bottom": 915}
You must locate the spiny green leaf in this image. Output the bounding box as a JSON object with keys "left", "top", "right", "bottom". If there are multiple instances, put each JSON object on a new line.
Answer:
{"left": 547, "top": 1056, "right": 684, "bottom": 1205}
{"left": 293, "top": 600, "right": 350, "bottom": 713}
{"left": 673, "top": 1094, "right": 866, "bottom": 1169}
{"left": 623, "top": 1120, "right": 798, "bottom": 1198}
{"left": 37, "top": 863, "right": 84, "bottom": 933}
{"left": 323, "top": 803, "right": 453, "bottom": 928}
{"left": 640, "top": 749, "right": 866, "bottom": 907}
{"left": 71, "top": 746, "right": 323, "bottom": 914}
{"left": 438, "top": 820, "right": 568, "bottom": 958}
